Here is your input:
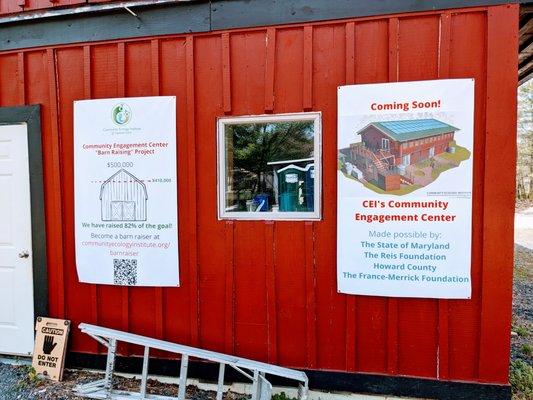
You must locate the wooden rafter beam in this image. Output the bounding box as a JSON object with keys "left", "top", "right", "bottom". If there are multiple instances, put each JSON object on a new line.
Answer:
{"left": 519, "top": 15, "right": 533, "bottom": 46}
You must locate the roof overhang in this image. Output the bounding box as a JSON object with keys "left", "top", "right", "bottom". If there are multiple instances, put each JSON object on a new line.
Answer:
{"left": 519, "top": 3, "right": 533, "bottom": 85}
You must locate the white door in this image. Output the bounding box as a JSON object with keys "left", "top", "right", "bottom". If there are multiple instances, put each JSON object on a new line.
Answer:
{"left": 0, "top": 124, "right": 34, "bottom": 355}
{"left": 402, "top": 154, "right": 411, "bottom": 166}
{"left": 429, "top": 147, "right": 435, "bottom": 157}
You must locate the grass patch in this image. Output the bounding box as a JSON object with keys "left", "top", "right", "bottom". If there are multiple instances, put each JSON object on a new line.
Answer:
{"left": 363, "top": 181, "right": 423, "bottom": 196}
{"left": 272, "top": 392, "right": 297, "bottom": 400}
{"left": 515, "top": 246, "right": 533, "bottom": 282}
{"left": 14, "top": 365, "right": 43, "bottom": 391}
{"left": 514, "top": 324, "right": 531, "bottom": 338}
{"left": 438, "top": 143, "right": 471, "bottom": 164}
{"left": 517, "top": 326, "right": 531, "bottom": 337}
{"left": 515, "top": 265, "right": 530, "bottom": 282}
{"left": 431, "top": 163, "right": 454, "bottom": 180}
{"left": 414, "top": 170, "right": 425, "bottom": 177}
{"left": 416, "top": 159, "right": 431, "bottom": 168}
{"left": 522, "top": 344, "right": 533, "bottom": 358}
{"left": 510, "top": 360, "right": 533, "bottom": 400}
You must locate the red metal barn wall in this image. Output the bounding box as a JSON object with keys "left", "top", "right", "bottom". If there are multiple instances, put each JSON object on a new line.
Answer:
{"left": 0, "top": 4, "right": 518, "bottom": 385}
{"left": 0, "top": 0, "right": 114, "bottom": 15}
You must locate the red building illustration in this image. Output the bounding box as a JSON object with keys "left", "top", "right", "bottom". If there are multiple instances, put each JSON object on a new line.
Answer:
{"left": 349, "top": 119, "right": 458, "bottom": 190}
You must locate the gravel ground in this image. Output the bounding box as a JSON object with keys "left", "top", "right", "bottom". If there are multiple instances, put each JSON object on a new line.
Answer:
{"left": 0, "top": 363, "right": 248, "bottom": 400}
{"left": 511, "top": 244, "right": 533, "bottom": 364}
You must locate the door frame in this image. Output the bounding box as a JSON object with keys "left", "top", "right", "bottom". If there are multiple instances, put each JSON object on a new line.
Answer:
{"left": 0, "top": 105, "right": 48, "bottom": 321}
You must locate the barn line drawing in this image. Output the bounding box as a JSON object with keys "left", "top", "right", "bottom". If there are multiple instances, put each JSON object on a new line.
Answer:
{"left": 100, "top": 169, "right": 148, "bottom": 221}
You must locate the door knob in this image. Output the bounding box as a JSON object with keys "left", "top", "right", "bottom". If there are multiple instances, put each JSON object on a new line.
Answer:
{"left": 18, "top": 251, "right": 30, "bottom": 259}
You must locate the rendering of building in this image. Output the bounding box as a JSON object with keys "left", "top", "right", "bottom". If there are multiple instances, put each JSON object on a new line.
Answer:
{"left": 349, "top": 119, "right": 458, "bottom": 191}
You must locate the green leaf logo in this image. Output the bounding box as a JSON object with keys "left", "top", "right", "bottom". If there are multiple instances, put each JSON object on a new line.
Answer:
{"left": 112, "top": 103, "right": 132, "bottom": 125}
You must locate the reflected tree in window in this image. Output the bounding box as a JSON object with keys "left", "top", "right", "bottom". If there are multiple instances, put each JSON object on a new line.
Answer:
{"left": 225, "top": 121, "right": 314, "bottom": 211}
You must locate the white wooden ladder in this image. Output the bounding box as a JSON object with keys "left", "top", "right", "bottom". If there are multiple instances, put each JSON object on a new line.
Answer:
{"left": 74, "top": 323, "right": 309, "bottom": 400}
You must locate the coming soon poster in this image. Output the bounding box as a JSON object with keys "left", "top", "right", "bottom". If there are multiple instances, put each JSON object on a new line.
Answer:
{"left": 337, "top": 79, "right": 474, "bottom": 299}
{"left": 74, "top": 96, "right": 179, "bottom": 286}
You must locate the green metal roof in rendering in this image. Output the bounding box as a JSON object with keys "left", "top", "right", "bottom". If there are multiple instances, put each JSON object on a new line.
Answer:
{"left": 359, "top": 119, "right": 459, "bottom": 142}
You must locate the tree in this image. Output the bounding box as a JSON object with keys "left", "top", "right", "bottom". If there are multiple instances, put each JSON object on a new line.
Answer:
{"left": 225, "top": 121, "right": 314, "bottom": 207}
{"left": 517, "top": 80, "right": 533, "bottom": 199}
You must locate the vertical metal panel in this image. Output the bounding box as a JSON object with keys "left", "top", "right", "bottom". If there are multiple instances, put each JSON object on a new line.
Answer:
{"left": 386, "top": 17, "right": 399, "bottom": 377}
{"left": 0, "top": 5, "right": 518, "bottom": 386}
{"left": 196, "top": 35, "right": 227, "bottom": 351}
{"left": 396, "top": 15, "right": 440, "bottom": 379}
{"left": 46, "top": 47, "right": 66, "bottom": 318}
{"left": 221, "top": 33, "right": 232, "bottom": 114}
{"left": 264, "top": 28, "right": 276, "bottom": 112}
{"left": 302, "top": 23, "right": 317, "bottom": 371}
{"left": 352, "top": 19, "right": 389, "bottom": 374}
{"left": 18, "top": 0, "right": 84, "bottom": 13}
{"left": 304, "top": 221, "right": 317, "bottom": 368}
{"left": 17, "top": 52, "right": 25, "bottom": 104}
{"left": 479, "top": 4, "right": 518, "bottom": 384}
{"left": 344, "top": 20, "right": 357, "bottom": 373}
{"left": 224, "top": 220, "right": 235, "bottom": 354}
{"left": 84, "top": 51, "right": 99, "bottom": 352}
{"left": 116, "top": 41, "right": 130, "bottom": 356}
{"left": 447, "top": 11, "right": 487, "bottom": 381}
{"left": 234, "top": 221, "right": 268, "bottom": 360}
{"left": 89, "top": 43, "right": 126, "bottom": 343}
{"left": 123, "top": 41, "right": 155, "bottom": 349}
{"left": 264, "top": 222, "right": 278, "bottom": 363}
{"left": 0, "top": 54, "right": 18, "bottom": 106}
{"left": 55, "top": 46, "right": 91, "bottom": 352}
{"left": 160, "top": 36, "right": 192, "bottom": 345}
{"left": 150, "top": 38, "right": 165, "bottom": 345}
{"left": 312, "top": 23, "right": 347, "bottom": 371}
{"left": 437, "top": 11, "right": 452, "bottom": 381}
{"left": 302, "top": 26, "right": 313, "bottom": 111}
{"left": 272, "top": 27, "right": 307, "bottom": 368}
{"left": 185, "top": 35, "right": 200, "bottom": 348}
{"left": 229, "top": 31, "right": 269, "bottom": 361}
{"left": 0, "top": 0, "right": 23, "bottom": 16}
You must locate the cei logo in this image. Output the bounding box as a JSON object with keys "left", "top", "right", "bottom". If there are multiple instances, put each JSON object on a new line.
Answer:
{"left": 112, "top": 103, "right": 132, "bottom": 125}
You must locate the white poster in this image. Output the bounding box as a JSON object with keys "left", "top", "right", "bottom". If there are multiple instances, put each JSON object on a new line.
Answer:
{"left": 74, "top": 96, "right": 179, "bottom": 286}
{"left": 337, "top": 79, "right": 474, "bottom": 299}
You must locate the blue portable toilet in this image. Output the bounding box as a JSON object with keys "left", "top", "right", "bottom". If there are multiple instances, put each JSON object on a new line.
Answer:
{"left": 304, "top": 164, "right": 314, "bottom": 211}
{"left": 276, "top": 163, "right": 315, "bottom": 212}
{"left": 277, "top": 165, "right": 303, "bottom": 211}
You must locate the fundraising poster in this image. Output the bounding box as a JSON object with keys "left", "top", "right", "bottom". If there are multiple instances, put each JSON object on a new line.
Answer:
{"left": 337, "top": 79, "right": 474, "bottom": 299}
{"left": 74, "top": 96, "right": 179, "bottom": 286}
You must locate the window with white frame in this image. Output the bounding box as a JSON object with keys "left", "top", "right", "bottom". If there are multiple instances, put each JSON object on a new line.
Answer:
{"left": 217, "top": 112, "right": 321, "bottom": 220}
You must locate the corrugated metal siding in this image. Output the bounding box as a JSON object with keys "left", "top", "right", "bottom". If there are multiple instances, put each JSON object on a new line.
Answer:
{"left": 0, "top": 4, "right": 518, "bottom": 385}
